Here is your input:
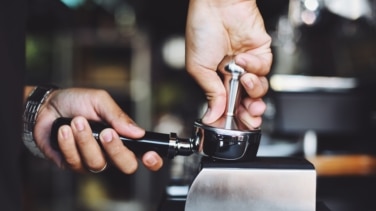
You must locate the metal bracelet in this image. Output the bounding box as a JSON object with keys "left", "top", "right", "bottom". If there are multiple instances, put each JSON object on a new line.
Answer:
{"left": 22, "top": 86, "right": 57, "bottom": 158}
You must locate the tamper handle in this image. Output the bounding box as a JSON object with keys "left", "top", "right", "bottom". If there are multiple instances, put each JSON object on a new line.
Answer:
{"left": 50, "top": 117, "right": 193, "bottom": 159}
{"left": 222, "top": 60, "right": 245, "bottom": 129}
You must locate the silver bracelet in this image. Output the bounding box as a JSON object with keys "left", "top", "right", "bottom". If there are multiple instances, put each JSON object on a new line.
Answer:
{"left": 23, "top": 86, "right": 57, "bottom": 158}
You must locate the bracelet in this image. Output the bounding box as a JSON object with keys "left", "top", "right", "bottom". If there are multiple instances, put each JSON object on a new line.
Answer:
{"left": 23, "top": 86, "right": 57, "bottom": 158}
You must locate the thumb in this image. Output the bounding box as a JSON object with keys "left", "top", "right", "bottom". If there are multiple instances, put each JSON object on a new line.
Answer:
{"left": 106, "top": 112, "right": 145, "bottom": 139}
{"left": 202, "top": 92, "right": 226, "bottom": 124}
{"left": 190, "top": 69, "right": 227, "bottom": 124}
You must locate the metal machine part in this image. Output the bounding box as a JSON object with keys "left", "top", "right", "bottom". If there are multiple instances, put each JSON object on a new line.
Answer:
{"left": 158, "top": 157, "right": 321, "bottom": 211}
{"left": 50, "top": 60, "right": 261, "bottom": 161}
{"left": 184, "top": 157, "right": 317, "bottom": 211}
{"left": 221, "top": 59, "right": 245, "bottom": 129}
{"left": 193, "top": 120, "right": 260, "bottom": 161}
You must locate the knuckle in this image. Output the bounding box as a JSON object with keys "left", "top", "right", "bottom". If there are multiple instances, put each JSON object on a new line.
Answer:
{"left": 105, "top": 143, "right": 123, "bottom": 156}
{"left": 91, "top": 89, "right": 111, "bottom": 104}
{"left": 86, "top": 157, "right": 104, "bottom": 168}
{"left": 124, "top": 160, "right": 138, "bottom": 174}
{"left": 64, "top": 157, "right": 82, "bottom": 171}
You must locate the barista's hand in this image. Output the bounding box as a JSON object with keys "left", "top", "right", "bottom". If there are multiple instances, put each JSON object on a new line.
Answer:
{"left": 185, "top": 0, "right": 272, "bottom": 129}
{"left": 32, "top": 88, "right": 163, "bottom": 174}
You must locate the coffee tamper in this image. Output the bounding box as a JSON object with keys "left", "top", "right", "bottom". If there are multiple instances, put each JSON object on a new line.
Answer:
{"left": 192, "top": 58, "right": 261, "bottom": 161}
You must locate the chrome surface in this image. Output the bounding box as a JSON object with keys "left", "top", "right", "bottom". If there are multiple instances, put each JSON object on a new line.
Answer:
{"left": 193, "top": 120, "right": 260, "bottom": 160}
{"left": 223, "top": 60, "right": 244, "bottom": 129}
{"left": 185, "top": 158, "right": 317, "bottom": 211}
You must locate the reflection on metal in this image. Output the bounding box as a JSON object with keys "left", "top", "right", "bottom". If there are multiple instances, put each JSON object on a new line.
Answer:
{"left": 185, "top": 158, "right": 317, "bottom": 211}
{"left": 270, "top": 74, "right": 358, "bottom": 92}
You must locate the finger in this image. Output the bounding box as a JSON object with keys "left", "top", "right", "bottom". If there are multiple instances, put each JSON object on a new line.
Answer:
{"left": 240, "top": 73, "right": 269, "bottom": 98}
{"left": 242, "top": 97, "right": 266, "bottom": 116}
{"left": 57, "top": 125, "right": 85, "bottom": 172}
{"left": 90, "top": 90, "right": 145, "bottom": 139}
{"left": 100, "top": 128, "right": 138, "bottom": 174}
{"left": 236, "top": 98, "right": 266, "bottom": 129}
{"left": 202, "top": 91, "right": 227, "bottom": 124}
{"left": 188, "top": 67, "right": 227, "bottom": 124}
{"left": 71, "top": 116, "right": 107, "bottom": 172}
{"left": 237, "top": 106, "right": 263, "bottom": 129}
{"left": 142, "top": 151, "right": 163, "bottom": 171}
{"left": 235, "top": 51, "right": 272, "bottom": 76}
{"left": 108, "top": 112, "right": 145, "bottom": 139}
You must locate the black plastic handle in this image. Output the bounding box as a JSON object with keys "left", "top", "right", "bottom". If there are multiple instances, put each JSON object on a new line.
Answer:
{"left": 50, "top": 117, "right": 177, "bottom": 158}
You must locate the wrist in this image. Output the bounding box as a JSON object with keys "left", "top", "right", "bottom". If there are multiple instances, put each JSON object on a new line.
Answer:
{"left": 23, "top": 85, "right": 58, "bottom": 158}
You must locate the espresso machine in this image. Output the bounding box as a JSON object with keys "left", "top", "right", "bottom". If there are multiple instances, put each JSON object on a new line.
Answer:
{"left": 51, "top": 59, "right": 322, "bottom": 211}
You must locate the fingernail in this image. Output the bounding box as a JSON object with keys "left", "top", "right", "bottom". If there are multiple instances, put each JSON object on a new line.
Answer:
{"left": 144, "top": 153, "right": 157, "bottom": 166}
{"left": 101, "top": 130, "right": 113, "bottom": 142}
{"left": 60, "top": 126, "right": 70, "bottom": 139}
{"left": 73, "top": 118, "right": 85, "bottom": 131}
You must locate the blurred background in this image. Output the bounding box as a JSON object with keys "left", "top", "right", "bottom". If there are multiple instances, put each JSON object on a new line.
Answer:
{"left": 22, "top": 0, "right": 376, "bottom": 210}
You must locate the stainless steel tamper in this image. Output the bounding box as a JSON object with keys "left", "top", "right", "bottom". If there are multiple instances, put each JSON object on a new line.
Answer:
{"left": 192, "top": 58, "right": 261, "bottom": 161}
{"left": 50, "top": 60, "right": 261, "bottom": 161}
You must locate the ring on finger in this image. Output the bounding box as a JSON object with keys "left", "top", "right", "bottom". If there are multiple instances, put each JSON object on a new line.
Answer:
{"left": 88, "top": 162, "right": 108, "bottom": 174}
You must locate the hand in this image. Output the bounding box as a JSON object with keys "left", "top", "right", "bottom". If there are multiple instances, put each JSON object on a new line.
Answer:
{"left": 33, "top": 88, "right": 163, "bottom": 174}
{"left": 185, "top": 0, "right": 272, "bottom": 129}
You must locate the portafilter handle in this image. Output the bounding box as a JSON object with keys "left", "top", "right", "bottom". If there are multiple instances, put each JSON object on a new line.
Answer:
{"left": 50, "top": 117, "right": 193, "bottom": 159}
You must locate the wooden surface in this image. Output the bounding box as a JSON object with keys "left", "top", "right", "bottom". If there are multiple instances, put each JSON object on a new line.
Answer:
{"left": 307, "top": 154, "right": 376, "bottom": 176}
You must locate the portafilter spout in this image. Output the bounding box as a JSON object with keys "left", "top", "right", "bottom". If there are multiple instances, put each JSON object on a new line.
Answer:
{"left": 50, "top": 59, "right": 261, "bottom": 161}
